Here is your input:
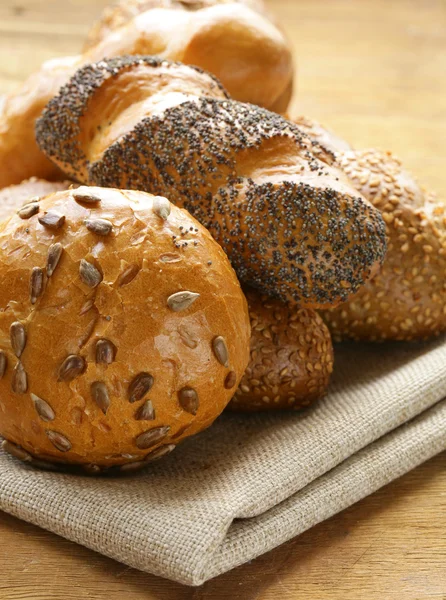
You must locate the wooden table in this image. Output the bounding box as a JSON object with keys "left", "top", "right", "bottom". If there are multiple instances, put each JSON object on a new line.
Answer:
{"left": 0, "top": 0, "right": 445, "bottom": 597}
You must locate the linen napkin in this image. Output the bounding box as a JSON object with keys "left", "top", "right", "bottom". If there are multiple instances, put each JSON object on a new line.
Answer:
{"left": 1, "top": 338, "right": 445, "bottom": 585}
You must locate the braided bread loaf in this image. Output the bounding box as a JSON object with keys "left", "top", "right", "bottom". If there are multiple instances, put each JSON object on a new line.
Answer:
{"left": 293, "top": 116, "right": 446, "bottom": 340}
{"left": 36, "top": 56, "right": 387, "bottom": 309}
{"left": 0, "top": 0, "right": 293, "bottom": 188}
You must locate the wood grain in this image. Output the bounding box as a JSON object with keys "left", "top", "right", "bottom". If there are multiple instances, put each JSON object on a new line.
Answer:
{"left": 0, "top": 0, "right": 445, "bottom": 598}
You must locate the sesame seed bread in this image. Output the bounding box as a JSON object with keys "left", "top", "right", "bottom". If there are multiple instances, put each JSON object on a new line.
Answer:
{"left": 229, "top": 290, "right": 333, "bottom": 411}
{"left": 0, "top": 178, "right": 72, "bottom": 223}
{"left": 0, "top": 186, "right": 251, "bottom": 472}
{"left": 36, "top": 56, "right": 387, "bottom": 310}
{"left": 0, "top": 0, "right": 292, "bottom": 189}
{"left": 290, "top": 115, "right": 446, "bottom": 340}
{"left": 322, "top": 149, "right": 446, "bottom": 340}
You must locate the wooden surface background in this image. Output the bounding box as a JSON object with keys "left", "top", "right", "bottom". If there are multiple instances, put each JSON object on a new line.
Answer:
{"left": 0, "top": 0, "right": 445, "bottom": 598}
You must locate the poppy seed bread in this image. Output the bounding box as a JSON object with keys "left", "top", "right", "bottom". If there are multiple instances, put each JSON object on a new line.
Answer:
{"left": 36, "top": 56, "right": 387, "bottom": 310}
{"left": 0, "top": 0, "right": 292, "bottom": 188}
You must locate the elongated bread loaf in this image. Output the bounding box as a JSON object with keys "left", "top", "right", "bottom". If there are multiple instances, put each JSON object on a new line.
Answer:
{"left": 36, "top": 56, "right": 387, "bottom": 310}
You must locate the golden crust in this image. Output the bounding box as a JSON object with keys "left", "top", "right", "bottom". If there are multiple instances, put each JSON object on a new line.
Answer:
{"left": 82, "top": 0, "right": 291, "bottom": 111}
{"left": 85, "top": 0, "right": 269, "bottom": 51}
{"left": 0, "top": 178, "right": 72, "bottom": 223}
{"left": 36, "top": 56, "right": 387, "bottom": 310}
{"left": 0, "top": 186, "right": 251, "bottom": 472}
{"left": 0, "top": 57, "right": 78, "bottom": 188}
{"left": 322, "top": 149, "right": 446, "bottom": 340}
{"left": 292, "top": 115, "right": 352, "bottom": 155}
{"left": 229, "top": 290, "right": 333, "bottom": 412}
{"left": 0, "top": 0, "right": 292, "bottom": 188}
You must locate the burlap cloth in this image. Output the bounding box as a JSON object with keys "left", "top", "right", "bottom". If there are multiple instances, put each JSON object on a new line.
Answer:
{"left": 1, "top": 338, "right": 445, "bottom": 585}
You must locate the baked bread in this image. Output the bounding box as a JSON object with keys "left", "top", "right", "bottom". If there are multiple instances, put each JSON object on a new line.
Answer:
{"left": 36, "top": 56, "right": 387, "bottom": 310}
{"left": 0, "top": 186, "right": 250, "bottom": 472}
{"left": 0, "top": 57, "right": 79, "bottom": 188}
{"left": 292, "top": 115, "right": 352, "bottom": 155}
{"left": 229, "top": 290, "right": 333, "bottom": 411}
{"left": 322, "top": 149, "right": 446, "bottom": 340}
{"left": 84, "top": 0, "right": 293, "bottom": 112}
{"left": 0, "top": 178, "right": 72, "bottom": 223}
{"left": 84, "top": 0, "right": 267, "bottom": 50}
{"left": 291, "top": 115, "right": 446, "bottom": 340}
{"left": 0, "top": 0, "right": 293, "bottom": 188}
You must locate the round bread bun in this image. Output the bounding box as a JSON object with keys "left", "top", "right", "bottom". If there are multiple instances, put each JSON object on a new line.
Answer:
{"left": 322, "top": 149, "right": 446, "bottom": 340}
{"left": 229, "top": 290, "right": 333, "bottom": 411}
{"left": 0, "top": 186, "right": 250, "bottom": 473}
{"left": 0, "top": 178, "right": 72, "bottom": 223}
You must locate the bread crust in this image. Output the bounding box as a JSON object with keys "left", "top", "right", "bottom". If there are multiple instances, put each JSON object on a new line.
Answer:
{"left": 36, "top": 56, "right": 386, "bottom": 310}
{"left": 84, "top": 0, "right": 267, "bottom": 48}
{"left": 0, "top": 186, "right": 250, "bottom": 471}
{"left": 229, "top": 290, "right": 333, "bottom": 411}
{"left": 0, "top": 0, "right": 292, "bottom": 188}
{"left": 0, "top": 178, "right": 72, "bottom": 223}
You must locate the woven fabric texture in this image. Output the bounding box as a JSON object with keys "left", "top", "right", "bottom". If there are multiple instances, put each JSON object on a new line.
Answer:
{"left": 1, "top": 339, "right": 445, "bottom": 585}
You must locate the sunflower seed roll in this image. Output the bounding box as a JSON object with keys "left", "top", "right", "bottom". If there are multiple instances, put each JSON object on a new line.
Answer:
{"left": 0, "top": 186, "right": 250, "bottom": 473}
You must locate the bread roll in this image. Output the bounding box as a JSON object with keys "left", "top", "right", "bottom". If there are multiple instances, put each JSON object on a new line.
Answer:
{"left": 0, "top": 0, "right": 293, "bottom": 188}
{"left": 36, "top": 56, "right": 387, "bottom": 310}
{"left": 290, "top": 115, "right": 446, "bottom": 340}
{"left": 84, "top": 0, "right": 293, "bottom": 112}
{"left": 84, "top": 0, "right": 267, "bottom": 50}
{"left": 0, "top": 178, "right": 72, "bottom": 223}
{"left": 0, "top": 186, "right": 250, "bottom": 472}
{"left": 229, "top": 290, "right": 333, "bottom": 411}
{"left": 322, "top": 149, "right": 446, "bottom": 340}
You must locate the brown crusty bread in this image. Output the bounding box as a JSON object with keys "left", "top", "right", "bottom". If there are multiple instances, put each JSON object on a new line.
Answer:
{"left": 0, "top": 178, "right": 72, "bottom": 223}
{"left": 0, "top": 186, "right": 250, "bottom": 472}
{"left": 229, "top": 290, "right": 333, "bottom": 411}
{"left": 0, "top": 0, "right": 293, "bottom": 188}
{"left": 36, "top": 56, "right": 387, "bottom": 310}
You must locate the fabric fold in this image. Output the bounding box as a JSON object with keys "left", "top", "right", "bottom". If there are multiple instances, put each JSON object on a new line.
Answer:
{"left": 0, "top": 338, "right": 445, "bottom": 585}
